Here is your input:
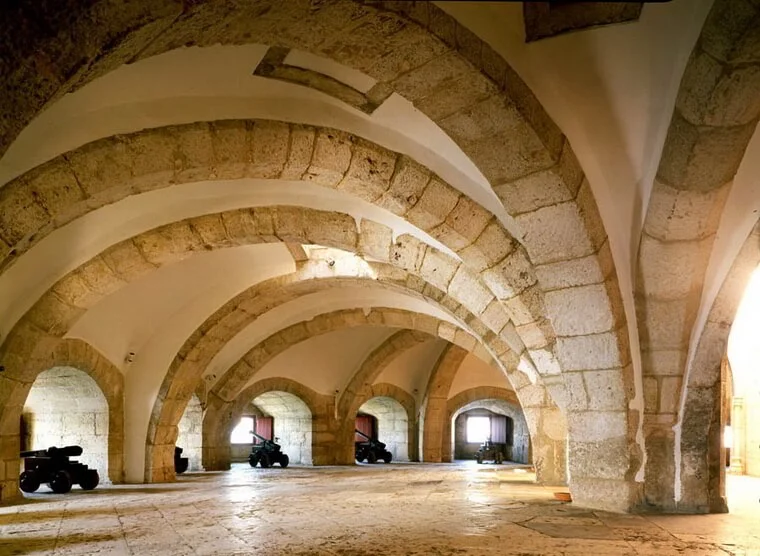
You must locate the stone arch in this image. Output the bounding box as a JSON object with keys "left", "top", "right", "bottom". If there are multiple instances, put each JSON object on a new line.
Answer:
{"left": 206, "top": 378, "right": 324, "bottom": 469}
{"left": 146, "top": 256, "right": 519, "bottom": 476}
{"left": 635, "top": 0, "right": 760, "bottom": 510}
{"left": 449, "top": 394, "right": 530, "bottom": 465}
{"left": 420, "top": 345, "right": 468, "bottom": 463}
{"left": 1, "top": 0, "right": 636, "bottom": 509}
{"left": 0, "top": 338, "right": 124, "bottom": 498}
{"left": 197, "top": 308, "right": 492, "bottom": 473}
{"left": 356, "top": 384, "right": 416, "bottom": 463}
{"left": 340, "top": 333, "right": 426, "bottom": 463}
{"left": 0, "top": 205, "right": 522, "bottom": 485}
{"left": 677, "top": 221, "right": 760, "bottom": 513}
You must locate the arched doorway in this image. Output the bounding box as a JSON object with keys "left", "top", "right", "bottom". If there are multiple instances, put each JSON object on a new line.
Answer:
{"left": 230, "top": 391, "right": 313, "bottom": 466}
{"left": 176, "top": 394, "right": 203, "bottom": 472}
{"left": 22, "top": 367, "right": 110, "bottom": 486}
{"left": 356, "top": 397, "right": 409, "bottom": 462}
{"left": 451, "top": 399, "right": 530, "bottom": 464}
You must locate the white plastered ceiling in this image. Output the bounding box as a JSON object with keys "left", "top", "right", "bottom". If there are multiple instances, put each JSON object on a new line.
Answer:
{"left": 215, "top": 286, "right": 465, "bottom": 391}
{"left": 448, "top": 353, "right": 515, "bottom": 399}
{"left": 374, "top": 339, "right": 448, "bottom": 405}
{"left": 252, "top": 327, "right": 397, "bottom": 395}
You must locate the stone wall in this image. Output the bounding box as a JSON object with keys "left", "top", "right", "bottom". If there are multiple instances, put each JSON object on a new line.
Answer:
{"left": 176, "top": 395, "right": 203, "bottom": 472}
{"left": 359, "top": 397, "right": 409, "bottom": 462}
{"left": 22, "top": 367, "right": 110, "bottom": 482}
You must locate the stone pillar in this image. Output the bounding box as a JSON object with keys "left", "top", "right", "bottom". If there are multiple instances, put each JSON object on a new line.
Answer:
{"left": 643, "top": 419, "right": 677, "bottom": 508}
{"left": 730, "top": 397, "right": 745, "bottom": 475}
{"left": 524, "top": 406, "right": 567, "bottom": 486}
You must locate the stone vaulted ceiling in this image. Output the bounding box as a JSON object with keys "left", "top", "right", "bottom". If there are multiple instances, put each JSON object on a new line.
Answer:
{"left": 1, "top": 0, "right": 759, "bottom": 517}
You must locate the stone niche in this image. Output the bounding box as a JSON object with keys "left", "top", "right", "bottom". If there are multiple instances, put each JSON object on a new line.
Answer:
{"left": 22, "top": 367, "right": 110, "bottom": 482}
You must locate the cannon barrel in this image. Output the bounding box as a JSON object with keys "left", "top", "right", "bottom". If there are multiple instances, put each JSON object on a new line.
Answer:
{"left": 355, "top": 429, "right": 371, "bottom": 440}
{"left": 20, "top": 445, "right": 83, "bottom": 458}
{"left": 250, "top": 431, "right": 268, "bottom": 442}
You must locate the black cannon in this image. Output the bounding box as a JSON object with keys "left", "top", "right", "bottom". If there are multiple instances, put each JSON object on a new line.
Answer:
{"left": 174, "top": 446, "right": 189, "bottom": 474}
{"left": 475, "top": 439, "right": 504, "bottom": 464}
{"left": 248, "top": 432, "right": 289, "bottom": 468}
{"left": 19, "top": 445, "right": 99, "bottom": 493}
{"left": 355, "top": 429, "right": 393, "bottom": 464}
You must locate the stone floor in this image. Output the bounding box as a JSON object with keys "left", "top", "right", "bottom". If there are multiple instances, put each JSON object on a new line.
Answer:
{"left": 1, "top": 463, "right": 759, "bottom": 555}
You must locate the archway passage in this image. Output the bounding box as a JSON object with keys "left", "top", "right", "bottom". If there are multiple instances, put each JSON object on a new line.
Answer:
{"left": 22, "top": 367, "right": 110, "bottom": 487}
{"left": 356, "top": 396, "right": 409, "bottom": 463}
{"left": 448, "top": 388, "right": 531, "bottom": 468}
{"left": 451, "top": 400, "right": 529, "bottom": 465}
{"left": 176, "top": 394, "right": 203, "bottom": 472}
{"left": 247, "top": 391, "right": 313, "bottom": 466}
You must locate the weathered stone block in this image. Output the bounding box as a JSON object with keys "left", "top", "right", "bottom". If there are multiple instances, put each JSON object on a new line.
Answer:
{"left": 377, "top": 155, "right": 430, "bottom": 215}
{"left": 305, "top": 129, "right": 353, "bottom": 187}
{"left": 126, "top": 127, "right": 176, "bottom": 190}
{"left": 338, "top": 140, "right": 396, "bottom": 202}
{"left": 447, "top": 267, "right": 493, "bottom": 315}
{"left": 0, "top": 181, "right": 50, "bottom": 246}
{"left": 406, "top": 177, "right": 460, "bottom": 231}
{"left": 359, "top": 219, "right": 392, "bottom": 262}
{"left": 101, "top": 241, "right": 155, "bottom": 282}
{"left": 390, "top": 234, "right": 426, "bottom": 272}
{"left": 210, "top": 120, "right": 248, "bottom": 180}
{"left": 282, "top": 125, "right": 316, "bottom": 180}
{"left": 481, "top": 248, "right": 536, "bottom": 300}
{"left": 502, "top": 285, "right": 545, "bottom": 326}
{"left": 644, "top": 179, "right": 729, "bottom": 242}
{"left": 567, "top": 410, "right": 627, "bottom": 442}
{"left": 134, "top": 221, "right": 203, "bottom": 266}
{"left": 544, "top": 284, "right": 615, "bottom": 336}
{"left": 419, "top": 248, "right": 459, "bottom": 291}
{"left": 65, "top": 136, "right": 132, "bottom": 197}
{"left": 495, "top": 168, "right": 573, "bottom": 216}
{"left": 459, "top": 220, "right": 515, "bottom": 272}
{"left": 583, "top": 369, "right": 627, "bottom": 411}
{"left": 658, "top": 110, "right": 756, "bottom": 192}
{"left": 431, "top": 197, "right": 491, "bottom": 251}
{"left": 517, "top": 201, "right": 594, "bottom": 265}
{"left": 174, "top": 122, "right": 214, "bottom": 182}
{"left": 556, "top": 331, "right": 627, "bottom": 371}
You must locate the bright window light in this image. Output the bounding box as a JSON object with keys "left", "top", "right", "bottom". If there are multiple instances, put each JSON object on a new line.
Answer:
{"left": 467, "top": 416, "right": 490, "bottom": 443}
{"left": 230, "top": 416, "right": 254, "bottom": 444}
{"left": 724, "top": 425, "right": 733, "bottom": 449}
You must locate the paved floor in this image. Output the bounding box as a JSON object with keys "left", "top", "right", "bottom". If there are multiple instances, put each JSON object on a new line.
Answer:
{"left": 1, "top": 463, "right": 759, "bottom": 555}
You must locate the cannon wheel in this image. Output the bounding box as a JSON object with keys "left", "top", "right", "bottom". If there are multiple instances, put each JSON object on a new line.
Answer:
{"left": 367, "top": 451, "right": 378, "bottom": 464}
{"left": 476, "top": 453, "right": 483, "bottom": 464}
{"left": 382, "top": 451, "right": 392, "bottom": 464}
{"left": 19, "top": 471, "right": 40, "bottom": 493}
{"left": 259, "top": 453, "right": 271, "bottom": 468}
{"left": 249, "top": 454, "right": 259, "bottom": 468}
{"left": 50, "top": 470, "right": 73, "bottom": 494}
{"left": 79, "top": 469, "right": 99, "bottom": 491}
{"left": 279, "top": 454, "right": 289, "bottom": 468}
